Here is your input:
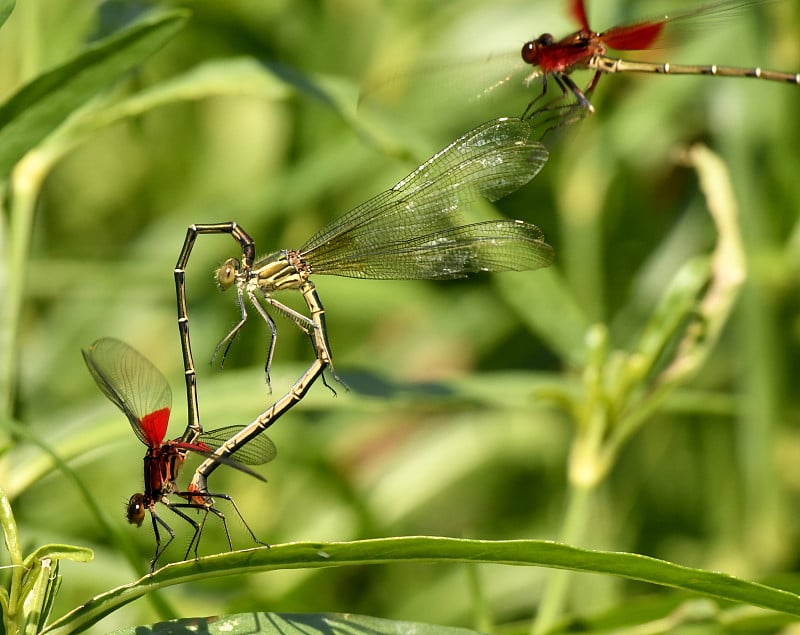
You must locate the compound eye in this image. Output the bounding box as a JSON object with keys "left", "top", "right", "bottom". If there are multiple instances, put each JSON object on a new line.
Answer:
{"left": 216, "top": 258, "right": 240, "bottom": 290}
{"left": 126, "top": 493, "right": 146, "bottom": 526}
{"left": 521, "top": 34, "right": 554, "bottom": 63}
{"left": 538, "top": 33, "right": 554, "bottom": 46}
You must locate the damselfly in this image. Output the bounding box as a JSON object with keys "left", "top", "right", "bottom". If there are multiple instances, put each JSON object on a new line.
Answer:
{"left": 82, "top": 337, "right": 275, "bottom": 571}
{"left": 522, "top": 0, "right": 799, "bottom": 113}
{"left": 175, "top": 117, "right": 554, "bottom": 493}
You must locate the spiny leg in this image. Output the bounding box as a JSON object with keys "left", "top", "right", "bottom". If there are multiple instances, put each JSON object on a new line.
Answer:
{"left": 261, "top": 293, "right": 345, "bottom": 394}
{"left": 204, "top": 491, "right": 267, "bottom": 548}
{"left": 148, "top": 509, "right": 178, "bottom": 573}
{"left": 168, "top": 501, "right": 226, "bottom": 561}
{"left": 247, "top": 289, "right": 280, "bottom": 391}
{"left": 171, "top": 491, "right": 267, "bottom": 556}
{"left": 211, "top": 287, "right": 251, "bottom": 370}
{"left": 521, "top": 73, "right": 553, "bottom": 120}
{"left": 524, "top": 73, "right": 593, "bottom": 136}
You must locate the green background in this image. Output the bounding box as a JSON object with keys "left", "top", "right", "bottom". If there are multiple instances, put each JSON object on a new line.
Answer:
{"left": 1, "top": 0, "right": 799, "bottom": 632}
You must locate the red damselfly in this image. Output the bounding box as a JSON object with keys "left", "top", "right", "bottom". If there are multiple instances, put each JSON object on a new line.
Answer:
{"left": 82, "top": 337, "right": 275, "bottom": 571}
{"left": 521, "top": 0, "right": 799, "bottom": 113}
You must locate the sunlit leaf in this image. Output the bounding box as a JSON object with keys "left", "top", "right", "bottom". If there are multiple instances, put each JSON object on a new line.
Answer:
{"left": 43, "top": 538, "right": 800, "bottom": 635}
{"left": 0, "top": 9, "right": 188, "bottom": 179}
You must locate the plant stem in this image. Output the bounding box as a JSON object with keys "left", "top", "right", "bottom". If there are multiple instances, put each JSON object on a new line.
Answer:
{"left": 0, "top": 150, "right": 48, "bottom": 418}
{"left": 1, "top": 485, "right": 24, "bottom": 634}
{"left": 530, "top": 483, "right": 593, "bottom": 635}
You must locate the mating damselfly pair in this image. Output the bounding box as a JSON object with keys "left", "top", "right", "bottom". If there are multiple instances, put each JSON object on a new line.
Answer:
{"left": 83, "top": 0, "right": 798, "bottom": 571}
{"left": 84, "top": 115, "right": 556, "bottom": 570}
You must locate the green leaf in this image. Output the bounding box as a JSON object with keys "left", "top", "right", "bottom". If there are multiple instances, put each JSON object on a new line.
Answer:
{"left": 0, "top": 9, "right": 189, "bottom": 179}
{"left": 22, "top": 544, "right": 93, "bottom": 569}
{"left": 43, "top": 537, "right": 800, "bottom": 635}
{"left": 10, "top": 546, "right": 90, "bottom": 635}
{"left": 71, "top": 57, "right": 293, "bottom": 135}
{"left": 18, "top": 558, "right": 58, "bottom": 635}
{"left": 110, "top": 612, "right": 483, "bottom": 635}
{"left": 0, "top": 0, "right": 14, "bottom": 30}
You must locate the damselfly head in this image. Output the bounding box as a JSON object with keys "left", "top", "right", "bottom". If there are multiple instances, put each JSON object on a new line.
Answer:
{"left": 126, "top": 493, "right": 146, "bottom": 526}
{"left": 522, "top": 33, "right": 555, "bottom": 64}
{"left": 215, "top": 258, "right": 240, "bottom": 290}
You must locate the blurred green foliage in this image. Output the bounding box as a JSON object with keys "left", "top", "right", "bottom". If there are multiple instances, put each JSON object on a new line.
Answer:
{"left": 1, "top": 0, "right": 799, "bottom": 633}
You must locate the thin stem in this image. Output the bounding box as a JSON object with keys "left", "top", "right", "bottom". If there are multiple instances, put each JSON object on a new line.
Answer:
{"left": 465, "top": 564, "right": 493, "bottom": 634}
{"left": 1, "top": 149, "right": 50, "bottom": 418}
{"left": 1, "top": 485, "right": 24, "bottom": 633}
{"left": 531, "top": 483, "right": 593, "bottom": 635}
{"left": 532, "top": 370, "right": 608, "bottom": 635}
